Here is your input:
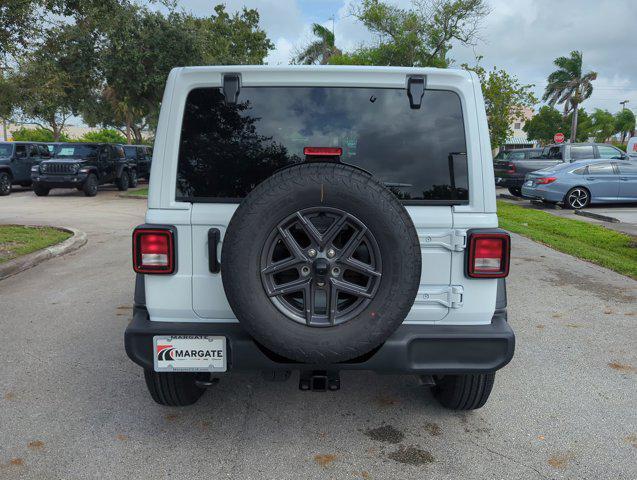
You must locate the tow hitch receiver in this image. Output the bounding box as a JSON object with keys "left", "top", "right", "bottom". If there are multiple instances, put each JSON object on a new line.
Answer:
{"left": 299, "top": 370, "right": 340, "bottom": 391}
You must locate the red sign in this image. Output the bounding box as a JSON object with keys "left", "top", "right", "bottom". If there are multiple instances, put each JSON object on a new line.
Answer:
{"left": 554, "top": 133, "right": 565, "bottom": 143}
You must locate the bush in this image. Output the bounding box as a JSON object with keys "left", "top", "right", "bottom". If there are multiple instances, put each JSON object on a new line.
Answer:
{"left": 78, "top": 129, "right": 127, "bottom": 144}
{"left": 10, "top": 127, "right": 70, "bottom": 142}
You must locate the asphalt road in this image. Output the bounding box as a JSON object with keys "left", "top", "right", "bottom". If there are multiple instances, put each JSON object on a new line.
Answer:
{"left": 1, "top": 188, "right": 636, "bottom": 480}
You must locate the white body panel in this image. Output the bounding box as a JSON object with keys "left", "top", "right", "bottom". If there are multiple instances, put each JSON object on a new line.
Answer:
{"left": 145, "top": 66, "right": 498, "bottom": 325}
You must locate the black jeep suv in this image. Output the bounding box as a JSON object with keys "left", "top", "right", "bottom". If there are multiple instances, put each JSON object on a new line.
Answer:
{"left": 0, "top": 142, "right": 51, "bottom": 195}
{"left": 31, "top": 143, "right": 137, "bottom": 196}
{"left": 123, "top": 144, "right": 152, "bottom": 180}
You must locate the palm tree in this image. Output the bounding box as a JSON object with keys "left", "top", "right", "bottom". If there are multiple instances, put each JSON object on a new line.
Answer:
{"left": 543, "top": 51, "right": 597, "bottom": 142}
{"left": 294, "top": 23, "right": 341, "bottom": 65}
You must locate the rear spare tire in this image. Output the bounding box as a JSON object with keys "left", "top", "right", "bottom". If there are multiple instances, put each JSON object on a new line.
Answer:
{"left": 221, "top": 163, "right": 421, "bottom": 363}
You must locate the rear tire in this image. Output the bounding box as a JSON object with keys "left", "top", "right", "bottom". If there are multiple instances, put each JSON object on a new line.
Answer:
{"left": 0, "top": 172, "right": 11, "bottom": 196}
{"left": 431, "top": 373, "right": 495, "bottom": 410}
{"left": 117, "top": 170, "right": 129, "bottom": 191}
{"left": 143, "top": 369, "right": 207, "bottom": 406}
{"left": 33, "top": 184, "right": 50, "bottom": 196}
{"left": 83, "top": 174, "right": 98, "bottom": 197}
{"left": 564, "top": 187, "right": 590, "bottom": 209}
{"left": 507, "top": 187, "right": 523, "bottom": 197}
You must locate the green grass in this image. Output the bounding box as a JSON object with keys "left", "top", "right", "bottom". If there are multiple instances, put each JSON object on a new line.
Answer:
{"left": 0, "top": 225, "right": 72, "bottom": 264}
{"left": 123, "top": 187, "right": 148, "bottom": 197}
{"left": 497, "top": 201, "right": 637, "bottom": 279}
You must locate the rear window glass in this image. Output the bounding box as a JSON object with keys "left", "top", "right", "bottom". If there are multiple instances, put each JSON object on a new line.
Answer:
{"left": 570, "top": 145, "right": 594, "bottom": 160}
{"left": 124, "top": 146, "right": 136, "bottom": 157}
{"left": 176, "top": 87, "right": 468, "bottom": 203}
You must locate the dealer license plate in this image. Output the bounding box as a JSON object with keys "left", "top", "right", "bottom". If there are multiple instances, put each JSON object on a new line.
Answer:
{"left": 153, "top": 335, "right": 227, "bottom": 372}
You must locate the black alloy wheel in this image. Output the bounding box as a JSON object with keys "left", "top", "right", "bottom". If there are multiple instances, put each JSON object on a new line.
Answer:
{"left": 260, "top": 207, "right": 382, "bottom": 327}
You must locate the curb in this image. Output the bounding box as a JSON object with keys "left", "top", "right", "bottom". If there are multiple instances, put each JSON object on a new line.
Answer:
{"left": 119, "top": 193, "right": 148, "bottom": 200}
{"left": 498, "top": 193, "right": 523, "bottom": 201}
{"left": 0, "top": 227, "right": 88, "bottom": 281}
{"left": 574, "top": 210, "right": 620, "bottom": 223}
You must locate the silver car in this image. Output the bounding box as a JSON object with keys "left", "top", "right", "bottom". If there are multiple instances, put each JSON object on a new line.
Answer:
{"left": 521, "top": 159, "right": 637, "bottom": 209}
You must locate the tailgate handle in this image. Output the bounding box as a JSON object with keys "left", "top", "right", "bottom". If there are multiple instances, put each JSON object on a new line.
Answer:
{"left": 208, "top": 228, "right": 221, "bottom": 273}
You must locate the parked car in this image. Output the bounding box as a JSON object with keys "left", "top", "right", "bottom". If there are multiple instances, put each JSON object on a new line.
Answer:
{"left": 493, "top": 148, "right": 544, "bottom": 196}
{"left": 31, "top": 142, "right": 137, "bottom": 196}
{"left": 123, "top": 144, "right": 152, "bottom": 180}
{"left": 125, "top": 66, "right": 514, "bottom": 410}
{"left": 521, "top": 159, "right": 637, "bottom": 208}
{"left": 495, "top": 142, "right": 628, "bottom": 197}
{"left": 0, "top": 141, "right": 51, "bottom": 196}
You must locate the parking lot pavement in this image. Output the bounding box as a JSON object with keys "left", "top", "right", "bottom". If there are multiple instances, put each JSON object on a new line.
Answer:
{"left": 1, "top": 190, "right": 636, "bottom": 480}
{"left": 496, "top": 187, "right": 637, "bottom": 236}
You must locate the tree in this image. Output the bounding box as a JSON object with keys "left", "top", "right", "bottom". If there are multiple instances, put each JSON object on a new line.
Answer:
{"left": 543, "top": 51, "right": 597, "bottom": 143}
{"left": 0, "top": 0, "right": 40, "bottom": 58}
{"left": 464, "top": 62, "right": 536, "bottom": 149}
{"left": 16, "top": 47, "right": 77, "bottom": 141}
{"left": 82, "top": 3, "right": 272, "bottom": 143}
{"left": 614, "top": 109, "right": 635, "bottom": 143}
{"left": 590, "top": 109, "right": 615, "bottom": 143}
{"left": 0, "top": 75, "right": 19, "bottom": 140}
{"left": 523, "top": 106, "right": 563, "bottom": 145}
{"left": 331, "top": 0, "right": 489, "bottom": 67}
{"left": 294, "top": 23, "right": 341, "bottom": 65}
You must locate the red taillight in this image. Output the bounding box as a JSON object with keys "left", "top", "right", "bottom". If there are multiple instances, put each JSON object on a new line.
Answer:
{"left": 467, "top": 233, "right": 510, "bottom": 278}
{"left": 535, "top": 177, "right": 557, "bottom": 185}
{"left": 133, "top": 227, "right": 175, "bottom": 274}
{"left": 304, "top": 146, "right": 343, "bottom": 157}
{"left": 506, "top": 162, "right": 516, "bottom": 174}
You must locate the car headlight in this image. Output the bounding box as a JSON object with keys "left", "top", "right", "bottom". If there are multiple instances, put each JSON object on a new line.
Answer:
{"left": 70, "top": 163, "right": 80, "bottom": 173}
{"left": 39, "top": 163, "right": 47, "bottom": 173}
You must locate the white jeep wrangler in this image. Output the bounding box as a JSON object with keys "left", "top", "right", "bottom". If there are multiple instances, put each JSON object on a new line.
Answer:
{"left": 125, "top": 66, "right": 514, "bottom": 410}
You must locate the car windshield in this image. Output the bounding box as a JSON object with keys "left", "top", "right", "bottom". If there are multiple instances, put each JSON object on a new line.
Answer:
{"left": 177, "top": 87, "right": 468, "bottom": 203}
{"left": 53, "top": 144, "right": 98, "bottom": 158}
{"left": 0, "top": 143, "right": 14, "bottom": 157}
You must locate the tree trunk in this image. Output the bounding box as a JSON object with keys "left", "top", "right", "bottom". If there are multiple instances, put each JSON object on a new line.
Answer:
{"left": 2, "top": 118, "right": 7, "bottom": 141}
{"left": 125, "top": 112, "right": 132, "bottom": 144}
{"left": 570, "top": 102, "right": 579, "bottom": 142}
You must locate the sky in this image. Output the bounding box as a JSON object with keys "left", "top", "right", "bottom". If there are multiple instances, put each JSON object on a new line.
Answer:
{"left": 176, "top": 0, "right": 637, "bottom": 116}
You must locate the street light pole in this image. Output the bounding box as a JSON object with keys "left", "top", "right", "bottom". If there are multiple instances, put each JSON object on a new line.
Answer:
{"left": 620, "top": 100, "right": 629, "bottom": 111}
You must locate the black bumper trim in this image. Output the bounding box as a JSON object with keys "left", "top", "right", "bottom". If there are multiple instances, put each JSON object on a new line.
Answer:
{"left": 125, "top": 307, "right": 515, "bottom": 374}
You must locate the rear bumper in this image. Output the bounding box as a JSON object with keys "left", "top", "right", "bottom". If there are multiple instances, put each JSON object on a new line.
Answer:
{"left": 125, "top": 307, "right": 515, "bottom": 374}
{"left": 521, "top": 185, "right": 564, "bottom": 202}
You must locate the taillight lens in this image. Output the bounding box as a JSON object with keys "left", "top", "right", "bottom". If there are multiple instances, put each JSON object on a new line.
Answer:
{"left": 467, "top": 232, "right": 510, "bottom": 278}
{"left": 535, "top": 177, "right": 557, "bottom": 185}
{"left": 133, "top": 227, "right": 175, "bottom": 274}
{"left": 506, "top": 162, "right": 516, "bottom": 173}
{"left": 304, "top": 146, "right": 343, "bottom": 157}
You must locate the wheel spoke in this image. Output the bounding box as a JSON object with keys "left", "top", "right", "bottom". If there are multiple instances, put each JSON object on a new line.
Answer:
{"left": 331, "top": 277, "right": 374, "bottom": 299}
{"left": 339, "top": 227, "right": 367, "bottom": 259}
{"left": 266, "top": 277, "right": 310, "bottom": 297}
{"left": 327, "top": 282, "right": 339, "bottom": 325}
{"left": 295, "top": 212, "right": 323, "bottom": 246}
{"left": 277, "top": 226, "right": 307, "bottom": 260}
{"left": 261, "top": 256, "right": 305, "bottom": 275}
{"left": 320, "top": 214, "right": 348, "bottom": 248}
{"left": 340, "top": 258, "right": 381, "bottom": 278}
